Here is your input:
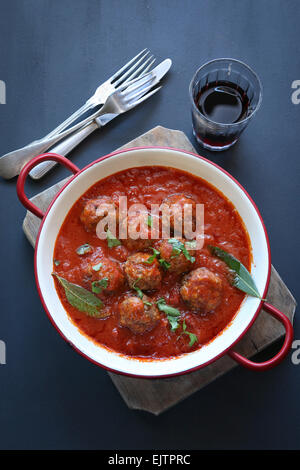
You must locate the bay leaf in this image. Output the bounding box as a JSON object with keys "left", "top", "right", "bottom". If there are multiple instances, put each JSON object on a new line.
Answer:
{"left": 52, "top": 273, "right": 104, "bottom": 317}
{"left": 208, "top": 245, "right": 261, "bottom": 298}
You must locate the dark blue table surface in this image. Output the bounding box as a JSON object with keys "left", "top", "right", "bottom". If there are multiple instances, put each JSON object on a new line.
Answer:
{"left": 0, "top": 0, "right": 299, "bottom": 450}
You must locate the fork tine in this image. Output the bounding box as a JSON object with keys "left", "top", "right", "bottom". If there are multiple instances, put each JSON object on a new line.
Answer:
{"left": 122, "top": 56, "right": 156, "bottom": 85}
{"left": 113, "top": 50, "right": 151, "bottom": 86}
{"left": 128, "top": 86, "right": 162, "bottom": 108}
{"left": 118, "top": 73, "right": 154, "bottom": 93}
{"left": 113, "top": 73, "right": 152, "bottom": 95}
{"left": 126, "top": 81, "right": 158, "bottom": 103}
{"left": 140, "top": 58, "right": 156, "bottom": 76}
{"left": 109, "top": 49, "right": 148, "bottom": 82}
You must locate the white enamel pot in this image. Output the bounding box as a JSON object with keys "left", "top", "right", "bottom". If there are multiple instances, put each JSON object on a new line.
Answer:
{"left": 17, "top": 147, "right": 293, "bottom": 377}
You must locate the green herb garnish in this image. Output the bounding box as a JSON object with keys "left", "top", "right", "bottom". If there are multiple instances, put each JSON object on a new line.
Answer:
{"left": 185, "top": 240, "right": 197, "bottom": 250}
{"left": 178, "top": 320, "right": 198, "bottom": 347}
{"left": 168, "top": 315, "right": 180, "bottom": 332}
{"left": 168, "top": 238, "right": 195, "bottom": 263}
{"left": 147, "top": 215, "right": 153, "bottom": 227}
{"left": 54, "top": 259, "right": 60, "bottom": 266}
{"left": 132, "top": 279, "right": 152, "bottom": 306}
{"left": 76, "top": 243, "right": 93, "bottom": 255}
{"left": 106, "top": 229, "right": 121, "bottom": 248}
{"left": 209, "top": 245, "right": 262, "bottom": 298}
{"left": 92, "top": 277, "right": 109, "bottom": 294}
{"left": 52, "top": 273, "right": 104, "bottom": 317}
{"left": 171, "top": 246, "right": 181, "bottom": 257}
{"left": 144, "top": 247, "right": 160, "bottom": 264}
{"left": 132, "top": 278, "right": 144, "bottom": 299}
{"left": 156, "top": 298, "right": 181, "bottom": 331}
{"left": 159, "top": 258, "right": 171, "bottom": 270}
{"left": 92, "top": 262, "right": 102, "bottom": 272}
{"left": 156, "top": 299, "right": 198, "bottom": 346}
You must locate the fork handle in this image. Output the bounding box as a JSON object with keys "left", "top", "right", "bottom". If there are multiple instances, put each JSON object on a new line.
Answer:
{"left": 29, "top": 121, "right": 99, "bottom": 179}
{"left": 44, "top": 100, "right": 94, "bottom": 139}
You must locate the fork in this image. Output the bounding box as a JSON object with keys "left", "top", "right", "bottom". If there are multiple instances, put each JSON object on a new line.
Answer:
{"left": 89, "top": 74, "right": 160, "bottom": 119}
{"left": 0, "top": 73, "right": 157, "bottom": 179}
{"left": 29, "top": 58, "right": 171, "bottom": 179}
{"left": 0, "top": 49, "right": 155, "bottom": 179}
{"left": 46, "top": 87, "right": 162, "bottom": 160}
{"left": 42, "top": 49, "right": 155, "bottom": 140}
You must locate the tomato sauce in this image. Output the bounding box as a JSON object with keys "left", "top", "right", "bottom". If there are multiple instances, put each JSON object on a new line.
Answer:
{"left": 53, "top": 166, "right": 251, "bottom": 359}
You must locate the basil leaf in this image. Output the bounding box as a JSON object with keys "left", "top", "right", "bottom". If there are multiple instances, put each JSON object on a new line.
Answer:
{"left": 92, "top": 277, "right": 109, "bottom": 294}
{"left": 92, "top": 262, "right": 102, "bottom": 272}
{"left": 208, "top": 245, "right": 261, "bottom": 298}
{"left": 168, "top": 239, "right": 195, "bottom": 263}
{"left": 156, "top": 298, "right": 180, "bottom": 331}
{"left": 144, "top": 247, "right": 160, "bottom": 264}
{"left": 168, "top": 316, "right": 180, "bottom": 332}
{"left": 177, "top": 320, "right": 198, "bottom": 347}
{"left": 147, "top": 215, "right": 153, "bottom": 227}
{"left": 52, "top": 273, "right": 103, "bottom": 317}
{"left": 106, "top": 229, "right": 121, "bottom": 248}
{"left": 159, "top": 258, "right": 171, "bottom": 270}
{"left": 185, "top": 240, "right": 197, "bottom": 249}
{"left": 132, "top": 279, "right": 152, "bottom": 306}
{"left": 186, "top": 331, "right": 198, "bottom": 347}
{"left": 157, "top": 300, "right": 198, "bottom": 342}
{"left": 54, "top": 259, "right": 60, "bottom": 266}
{"left": 76, "top": 243, "right": 92, "bottom": 255}
{"left": 168, "top": 238, "right": 182, "bottom": 258}
{"left": 171, "top": 246, "right": 181, "bottom": 258}
{"left": 132, "top": 278, "right": 144, "bottom": 299}
{"left": 156, "top": 299, "right": 181, "bottom": 316}
{"left": 181, "top": 320, "right": 198, "bottom": 347}
{"left": 92, "top": 282, "right": 102, "bottom": 294}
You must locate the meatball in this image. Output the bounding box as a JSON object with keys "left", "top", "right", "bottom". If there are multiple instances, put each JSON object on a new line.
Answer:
{"left": 119, "top": 295, "right": 160, "bottom": 334}
{"left": 159, "top": 238, "right": 196, "bottom": 274}
{"left": 162, "top": 193, "right": 197, "bottom": 237}
{"left": 119, "top": 211, "right": 160, "bottom": 251}
{"left": 124, "top": 252, "right": 162, "bottom": 290}
{"left": 180, "top": 267, "right": 223, "bottom": 313}
{"left": 84, "top": 257, "right": 125, "bottom": 293}
{"left": 80, "top": 196, "right": 117, "bottom": 232}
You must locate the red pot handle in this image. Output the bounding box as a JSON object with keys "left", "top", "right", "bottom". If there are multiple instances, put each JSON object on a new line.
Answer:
{"left": 228, "top": 302, "right": 293, "bottom": 371}
{"left": 17, "top": 153, "right": 80, "bottom": 219}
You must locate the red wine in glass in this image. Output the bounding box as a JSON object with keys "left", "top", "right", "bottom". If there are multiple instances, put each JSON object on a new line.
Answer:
{"left": 194, "top": 81, "right": 250, "bottom": 148}
{"left": 196, "top": 81, "right": 249, "bottom": 125}
{"left": 189, "top": 59, "right": 262, "bottom": 151}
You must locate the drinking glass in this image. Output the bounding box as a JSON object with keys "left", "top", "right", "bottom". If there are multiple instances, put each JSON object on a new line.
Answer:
{"left": 189, "top": 58, "right": 262, "bottom": 151}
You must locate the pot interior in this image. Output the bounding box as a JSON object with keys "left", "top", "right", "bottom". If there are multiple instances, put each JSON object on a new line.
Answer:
{"left": 36, "top": 148, "right": 270, "bottom": 377}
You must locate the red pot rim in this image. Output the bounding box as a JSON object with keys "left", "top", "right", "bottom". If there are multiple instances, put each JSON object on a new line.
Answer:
{"left": 33, "top": 146, "right": 271, "bottom": 379}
